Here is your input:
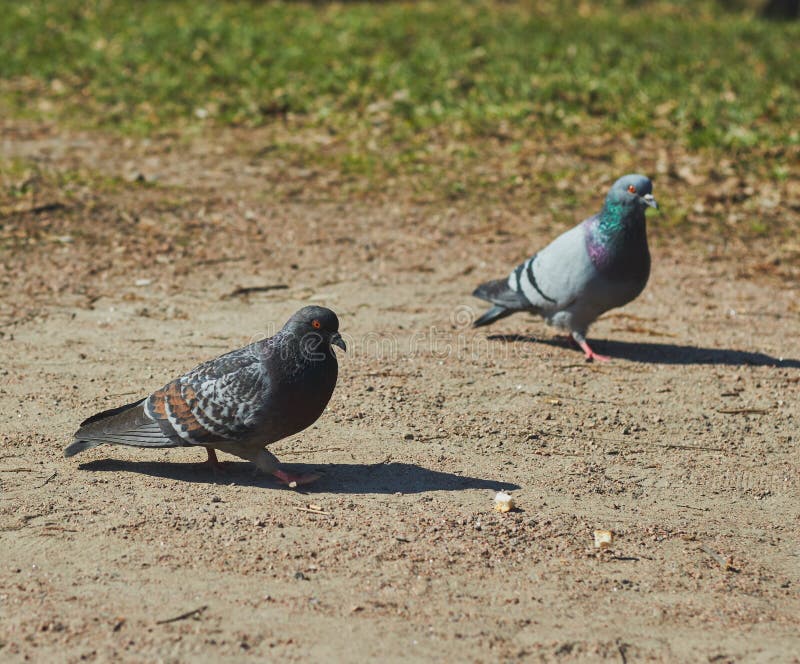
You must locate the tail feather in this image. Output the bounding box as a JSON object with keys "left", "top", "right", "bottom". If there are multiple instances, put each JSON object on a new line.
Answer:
{"left": 473, "top": 305, "right": 513, "bottom": 328}
{"left": 472, "top": 277, "right": 526, "bottom": 327}
{"left": 472, "top": 279, "right": 525, "bottom": 308}
{"left": 78, "top": 398, "right": 146, "bottom": 427}
{"left": 66, "top": 398, "right": 182, "bottom": 458}
{"left": 64, "top": 439, "right": 102, "bottom": 458}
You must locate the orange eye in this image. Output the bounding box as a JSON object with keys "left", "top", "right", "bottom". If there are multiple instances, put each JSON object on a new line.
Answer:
{"left": 312, "top": 319, "right": 321, "bottom": 329}
{"left": 627, "top": 184, "right": 637, "bottom": 194}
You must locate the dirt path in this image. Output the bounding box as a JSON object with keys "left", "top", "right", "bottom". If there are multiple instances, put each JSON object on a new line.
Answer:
{"left": 1, "top": 122, "right": 798, "bottom": 662}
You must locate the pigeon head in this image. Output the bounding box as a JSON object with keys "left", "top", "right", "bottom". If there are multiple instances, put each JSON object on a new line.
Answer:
{"left": 588, "top": 173, "right": 655, "bottom": 271}
{"left": 606, "top": 174, "right": 658, "bottom": 211}
{"left": 284, "top": 306, "right": 346, "bottom": 353}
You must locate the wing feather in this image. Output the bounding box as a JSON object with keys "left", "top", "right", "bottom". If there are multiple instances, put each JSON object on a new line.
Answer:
{"left": 147, "top": 345, "right": 267, "bottom": 446}
{"left": 67, "top": 399, "right": 182, "bottom": 456}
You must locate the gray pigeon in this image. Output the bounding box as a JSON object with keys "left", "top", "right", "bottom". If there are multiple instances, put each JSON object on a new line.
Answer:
{"left": 472, "top": 174, "right": 657, "bottom": 361}
{"left": 64, "top": 306, "right": 346, "bottom": 486}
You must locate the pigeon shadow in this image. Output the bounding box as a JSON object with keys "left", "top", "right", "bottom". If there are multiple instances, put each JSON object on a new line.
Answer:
{"left": 488, "top": 334, "right": 800, "bottom": 368}
{"left": 78, "top": 459, "right": 519, "bottom": 494}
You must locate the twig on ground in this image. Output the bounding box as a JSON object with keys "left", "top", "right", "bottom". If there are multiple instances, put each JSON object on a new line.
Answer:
{"left": 156, "top": 605, "right": 208, "bottom": 625}
{"left": 539, "top": 430, "right": 624, "bottom": 444}
{"left": 658, "top": 444, "right": 725, "bottom": 452}
{"left": 103, "top": 390, "right": 141, "bottom": 399}
{"left": 294, "top": 505, "right": 332, "bottom": 517}
{"left": 14, "top": 202, "right": 67, "bottom": 216}
{"left": 717, "top": 407, "right": 770, "bottom": 415}
{"left": 610, "top": 326, "right": 677, "bottom": 338}
{"left": 617, "top": 639, "right": 629, "bottom": 664}
{"left": 676, "top": 503, "right": 709, "bottom": 512}
{"left": 415, "top": 434, "right": 447, "bottom": 443}
{"left": 0, "top": 311, "right": 39, "bottom": 329}
{"left": 278, "top": 446, "right": 344, "bottom": 457}
{"left": 604, "top": 313, "right": 657, "bottom": 322}
{"left": 40, "top": 525, "right": 78, "bottom": 533}
{"left": 222, "top": 284, "right": 288, "bottom": 299}
{"left": 37, "top": 471, "right": 57, "bottom": 488}
{"left": 537, "top": 429, "right": 726, "bottom": 454}
{"left": 194, "top": 255, "right": 246, "bottom": 267}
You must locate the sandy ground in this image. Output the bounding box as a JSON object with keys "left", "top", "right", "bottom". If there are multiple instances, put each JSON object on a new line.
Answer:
{"left": 1, "top": 122, "right": 799, "bottom": 662}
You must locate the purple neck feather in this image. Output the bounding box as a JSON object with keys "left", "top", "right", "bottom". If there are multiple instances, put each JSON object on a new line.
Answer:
{"left": 583, "top": 210, "right": 648, "bottom": 276}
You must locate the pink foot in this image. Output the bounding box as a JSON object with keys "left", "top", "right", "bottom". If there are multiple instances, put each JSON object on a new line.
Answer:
{"left": 272, "top": 469, "right": 322, "bottom": 487}
{"left": 576, "top": 339, "right": 610, "bottom": 362}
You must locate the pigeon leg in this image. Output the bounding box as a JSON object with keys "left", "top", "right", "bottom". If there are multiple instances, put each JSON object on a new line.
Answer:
{"left": 554, "top": 334, "right": 577, "bottom": 348}
{"left": 204, "top": 447, "right": 228, "bottom": 472}
{"left": 571, "top": 331, "right": 610, "bottom": 362}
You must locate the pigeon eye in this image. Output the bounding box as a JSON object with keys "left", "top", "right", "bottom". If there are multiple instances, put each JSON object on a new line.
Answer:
{"left": 312, "top": 319, "right": 321, "bottom": 329}
{"left": 627, "top": 184, "right": 637, "bottom": 194}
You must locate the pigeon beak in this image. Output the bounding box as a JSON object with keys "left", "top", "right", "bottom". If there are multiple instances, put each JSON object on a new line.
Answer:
{"left": 642, "top": 193, "right": 658, "bottom": 209}
{"left": 330, "top": 332, "right": 347, "bottom": 352}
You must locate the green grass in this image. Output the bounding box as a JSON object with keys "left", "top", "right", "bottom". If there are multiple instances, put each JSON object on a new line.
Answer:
{"left": 1, "top": 0, "right": 798, "bottom": 153}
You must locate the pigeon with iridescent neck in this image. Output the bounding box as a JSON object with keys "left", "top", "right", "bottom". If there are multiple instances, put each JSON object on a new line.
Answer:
{"left": 65, "top": 306, "right": 346, "bottom": 486}
{"left": 472, "top": 174, "right": 657, "bottom": 361}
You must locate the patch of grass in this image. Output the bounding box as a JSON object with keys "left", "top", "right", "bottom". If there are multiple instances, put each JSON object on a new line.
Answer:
{"left": 1, "top": 1, "right": 798, "bottom": 255}
{"left": 0, "top": 157, "right": 132, "bottom": 202}
{"left": 0, "top": 0, "right": 797, "bottom": 155}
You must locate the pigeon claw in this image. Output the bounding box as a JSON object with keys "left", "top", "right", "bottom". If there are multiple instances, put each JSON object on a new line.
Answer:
{"left": 577, "top": 340, "right": 611, "bottom": 363}
{"left": 272, "top": 469, "right": 322, "bottom": 488}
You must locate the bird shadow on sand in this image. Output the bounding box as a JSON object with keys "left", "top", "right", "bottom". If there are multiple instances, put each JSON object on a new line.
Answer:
{"left": 78, "top": 459, "right": 519, "bottom": 494}
{"left": 488, "top": 334, "right": 800, "bottom": 368}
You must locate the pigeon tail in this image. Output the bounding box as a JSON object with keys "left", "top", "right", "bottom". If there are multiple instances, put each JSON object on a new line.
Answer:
{"left": 473, "top": 279, "right": 525, "bottom": 306}
{"left": 66, "top": 398, "right": 182, "bottom": 458}
{"left": 64, "top": 439, "right": 102, "bottom": 458}
{"left": 77, "top": 398, "right": 146, "bottom": 427}
{"left": 472, "top": 278, "right": 527, "bottom": 327}
{"left": 473, "top": 305, "right": 513, "bottom": 328}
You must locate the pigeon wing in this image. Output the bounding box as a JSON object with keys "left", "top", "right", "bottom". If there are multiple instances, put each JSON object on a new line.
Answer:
{"left": 510, "top": 221, "right": 594, "bottom": 312}
{"left": 146, "top": 345, "right": 269, "bottom": 447}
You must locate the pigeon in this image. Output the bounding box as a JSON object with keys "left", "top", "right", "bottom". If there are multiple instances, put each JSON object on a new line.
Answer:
{"left": 64, "top": 306, "right": 346, "bottom": 486}
{"left": 472, "top": 174, "right": 657, "bottom": 361}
